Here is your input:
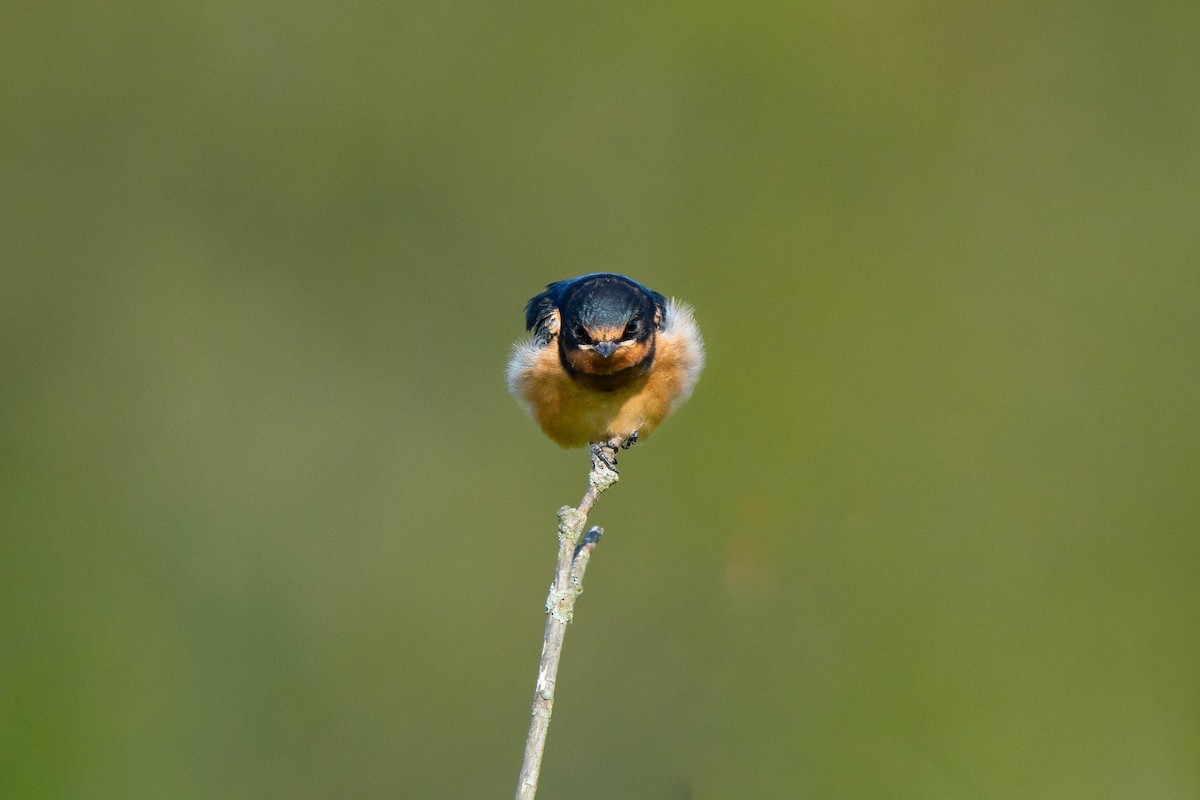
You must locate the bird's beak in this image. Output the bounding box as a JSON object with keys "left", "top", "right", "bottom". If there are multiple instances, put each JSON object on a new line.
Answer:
{"left": 594, "top": 341, "right": 618, "bottom": 358}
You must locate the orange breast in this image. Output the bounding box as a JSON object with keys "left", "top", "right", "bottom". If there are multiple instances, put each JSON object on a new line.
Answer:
{"left": 510, "top": 330, "right": 696, "bottom": 447}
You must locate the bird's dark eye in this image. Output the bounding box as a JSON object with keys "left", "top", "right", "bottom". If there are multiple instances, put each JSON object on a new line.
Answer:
{"left": 623, "top": 319, "right": 639, "bottom": 339}
{"left": 574, "top": 325, "right": 593, "bottom": 344}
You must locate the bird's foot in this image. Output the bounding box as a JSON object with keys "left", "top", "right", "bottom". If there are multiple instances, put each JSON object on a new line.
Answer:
{"left": 590, "top": 431, "right": 639, "bottom": 473}
{"left": 590, "top": 441, "right": 620, "bottom": 473}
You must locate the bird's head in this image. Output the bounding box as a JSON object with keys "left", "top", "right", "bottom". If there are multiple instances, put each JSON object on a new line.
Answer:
{"left": 555, "top": 274, "right": 663, "bottom": 378}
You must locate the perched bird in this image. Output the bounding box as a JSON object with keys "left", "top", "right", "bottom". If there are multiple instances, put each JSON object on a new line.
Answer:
{"left": 506, "top": 273, "right": 704, "bottom": 451}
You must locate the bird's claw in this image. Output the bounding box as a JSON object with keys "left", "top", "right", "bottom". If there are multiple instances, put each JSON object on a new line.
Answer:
{"left": 590, "top": 431, "right": 640, "bottom": 473}
{"left": 590, "top": 442, "right": 619, "bottom": 473}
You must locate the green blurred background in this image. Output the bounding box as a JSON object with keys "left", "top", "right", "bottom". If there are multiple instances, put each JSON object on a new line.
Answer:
{"left": 3, "top": 2, "right": 1198, "bottom": 798}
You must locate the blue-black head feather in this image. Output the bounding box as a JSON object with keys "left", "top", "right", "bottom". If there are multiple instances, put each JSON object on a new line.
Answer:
{"left": 524, "top": 273, "right": 665, "bottom": 340}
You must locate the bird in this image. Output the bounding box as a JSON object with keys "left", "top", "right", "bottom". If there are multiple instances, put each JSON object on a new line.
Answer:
{"left": 506, "top": 273, "right": 704, "bottom": 458}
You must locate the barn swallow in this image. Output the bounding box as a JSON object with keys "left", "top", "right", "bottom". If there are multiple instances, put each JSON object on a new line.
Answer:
{"left": 506, "top": 274, "right": 704, "bottom": 458}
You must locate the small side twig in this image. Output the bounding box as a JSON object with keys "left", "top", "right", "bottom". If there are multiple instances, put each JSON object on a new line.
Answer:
{"left": 515, "top": 442, "right": 621, "bottom": 800}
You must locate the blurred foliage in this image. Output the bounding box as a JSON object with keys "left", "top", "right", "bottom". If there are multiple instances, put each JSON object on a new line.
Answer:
{"left": 2, "top": 2, "right": 1198, "bottom": 798}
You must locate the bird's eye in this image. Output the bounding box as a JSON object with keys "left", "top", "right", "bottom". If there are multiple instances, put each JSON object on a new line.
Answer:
{"left": 623, "top": 319, "right": 639, "bottom": 339}
{"left": 574, "top": 325, "right": 593, "bottom": 344}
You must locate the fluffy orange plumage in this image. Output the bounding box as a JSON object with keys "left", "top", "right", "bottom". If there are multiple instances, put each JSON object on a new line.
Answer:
{"left": 507, "top": 274, "right": 704, "bottom": 448}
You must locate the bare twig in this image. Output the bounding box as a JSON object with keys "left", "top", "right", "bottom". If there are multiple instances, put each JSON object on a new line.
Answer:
{"left": 515, "top": 442, "right": 621, "bottom": 800}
